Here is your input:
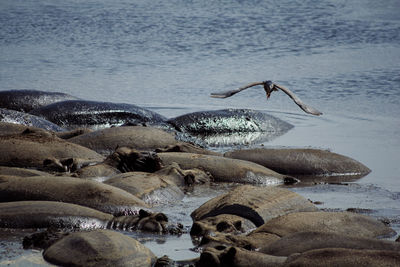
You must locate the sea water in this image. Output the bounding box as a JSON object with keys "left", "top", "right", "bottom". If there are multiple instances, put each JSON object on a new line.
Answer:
{"left": 1, "top": 0, "right": 400, "bottom": 264}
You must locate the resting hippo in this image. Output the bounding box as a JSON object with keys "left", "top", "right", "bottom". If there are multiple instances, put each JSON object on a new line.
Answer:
{"left": 197, "top": 246, "right": 286, "bottom": 267}
{"left": 0, "top": 201, "right": 170, "bottom": 233}
{"left": 252, "top": 211, "right": 396, "bottom": 239}
{"left": 261, "top": 231, "right": 400, "bottom": 256}
{"left": 0, "top": 175, "right": 148, "bottom": 216}
{"left": 0, "top": 166, "right": 50, "bottom": 177}
{"left": 191, "top": 185, "right": 316, "bottom": 236}
{"left": 0, "top": 130, "right": 104, "bottom": 170}
{"left": 167, "top": 109, "right": 293, "bottom": 146}
{"left": 284, "top": 248, "right": 400, "bottom": 267}
{"left": 157, "top": 152, "right": 297, "bottom": 185}
{"left": 30, "top": 100, "right": 170, "bottom": 130}
{"left": 68, "top": 126, "right": 179, "bottom": 155}
{"left": 0, "top": 89, "right": 79, "bottom": 112}
{"left": 224, "top": 148, "right": 371, "bottom": 179}
{"left": 0, "top": 109, "right": 65, "bottom": 132}
{"left": 104, "top": 172, "right": 184, "bottom": 206}
{"left": 75, "top": 147, "right": 164, "bottom": 178}
{"left": 43, "top": 229, "right": 157, "bottom": 267}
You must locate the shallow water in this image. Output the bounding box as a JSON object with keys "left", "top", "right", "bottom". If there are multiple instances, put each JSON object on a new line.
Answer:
{"left": 1, "top": 0, "right": 400, "bottom": 264}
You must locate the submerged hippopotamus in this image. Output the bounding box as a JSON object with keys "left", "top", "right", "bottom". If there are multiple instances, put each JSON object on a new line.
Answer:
{"left": 0, "top": 175, "right": 148, "bottom": 216}
{"left": 224, "top": 148, "right": 371, "bottom": 181}
{"left": 190, "top": 185, "right": 317, "bottom": 236}
{"left": 104, "top": 172, "right": 185, "bottom": 206}
{"left": 252, "top": 211, "right": 395, "bottom": 240}
{"left": 261, "top": 231, "right": 400, "bottom": 256}
{"left": 43, "top": 229, "right": 157, "bottom": 267}
{"left": 0, "top": 130, "right": 104, "bottom": 170}
{"left": 0, "top": 109, "right": 65, "bottom": 132}
{"left": 157, "top": 152, "right": 298, "bottom": 185}
{"left": 0, "top": 89, "right": 79, "bottom": 112}
{"left": 0, "top": 201, "right": 173, "bottom": 233}
{"left": 68, "top": 126, "right": 180, "bottom": 155}
{"left": 30, "top": 100, "right": 171, "bottom": 130}
{"left": 168, "top": 109, "right": 293, "bottom": 146}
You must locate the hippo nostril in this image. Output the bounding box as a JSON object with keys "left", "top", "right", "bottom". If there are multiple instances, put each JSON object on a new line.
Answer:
{"left": 216, "top": 221, "right": 231, "bottom": 232}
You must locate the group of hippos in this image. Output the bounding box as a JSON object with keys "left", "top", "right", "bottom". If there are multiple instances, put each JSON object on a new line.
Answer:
{"left": 0, "top": 89, "right": 399, "bottom": 266}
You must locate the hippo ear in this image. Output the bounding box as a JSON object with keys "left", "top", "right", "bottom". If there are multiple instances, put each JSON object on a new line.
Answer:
{"left": 155, "top": 213, "right": 168, "bottom": 223}
{"left": 139, "top": 209, "right": 151, "bottom": 218}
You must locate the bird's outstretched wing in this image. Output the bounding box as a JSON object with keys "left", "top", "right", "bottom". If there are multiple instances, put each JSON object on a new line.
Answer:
{"left": 274, "top": 83, "right": 322, "bottom": 116}
{"left": 210, "top": 82, "right": 264, "bottom": 98}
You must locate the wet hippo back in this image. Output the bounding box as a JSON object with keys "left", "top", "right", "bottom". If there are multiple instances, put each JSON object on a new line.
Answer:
{"left": 30, "top": 100, "right": 170, "bottom": 130}
{"left": 0, "top": 89, "right": 79, "bottom": 112}
{"left": 168, "top": 109, "right": 293, "bottom": 146}
{"left": 0, "top": 109, "right": 65, "bottom": 132}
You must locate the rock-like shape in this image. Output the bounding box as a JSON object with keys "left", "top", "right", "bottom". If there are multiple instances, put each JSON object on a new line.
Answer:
{"left": 68, "top": 126, "right": 179, "bottom": 155}
{"left": 76, "top": 163, "right": 121, "bottom": 178}
{"left": 0, "top": 166, "right": 50, "bottom": 177}
{"left": 0, "top": 131, "right": 104, "bottom": 170}
{"left": 157, "top": 153, "right": 296, "bottom": 185}
{"left": 43, "top": 229, "right": 156, "bottom": 267}
{"left": 199, "top": 231, "right": 280, "bottom": 251}
{"left": 0, "top": 175, "right": 148, "bottom": 215}
{"left": 224, "top": 148, "right": 371, "bottom": 178}
{"left": 0, "top": 201, "right": 169, "bottom": 233}
{"left": 190, "top": 214, "right": 256, "bottom": 237}
{"left": 30, "top": 100, "right": 170, "bottom": 130}
{"left": 104, "top": 172, "right": 184, "bottom": 206}
{"left": 284, "top": 248, "right": 400, "bottom": 267}
{"left": 197, "top": 246, "right": 286, "bottom": 267}
{"left": 154, "top": 163, "right": 212, "bottom": 187}
{"left": 253, "top": 211, "right": 396, "bottom": 239}
{"left": 0, "top": 109, "right": 65, "bottom": 132}
{"left": 0, "top": 201, "right": 114, "bottom": 229}
{"left": 191, "top": 185, "right": 317, "bottom": 229}
{"left": 261, "top": 231, "right": 400, "bottom": 256}
{"left": 0, "top": 89, "right": 79, "bottom": 112}
{"left": 168, "top": 109, "right": 293, "bottom": 146}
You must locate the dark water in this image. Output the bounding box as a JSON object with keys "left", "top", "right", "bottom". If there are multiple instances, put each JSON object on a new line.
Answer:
{"left": 1, "top": 0, "right": 400, "bottom": 264}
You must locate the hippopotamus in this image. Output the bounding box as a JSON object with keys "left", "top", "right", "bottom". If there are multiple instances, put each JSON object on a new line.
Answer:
{"left": 0, "top": 109, "right": 65, "bottom": 132}
{"left": 0, "top": 166, "right": 50, "bottom": 177}
{"left": 167, "top": 109, "right": 293, "bottom": 146}
{"left": 0, "top": 89, "right": 79, "bottom": 112}
{"left": 197, "top": 246, "right": 286, "bottom": 267}
{"left": 29, "top": 100, "right": 171, "bottom": 130}
{"left": 190, "top": 185, "right": 317, "bottom": 236}
{"left": 224, "top": 148, "right": 371, "bottom": 180}
{"left": 104, "top": 172, "right": 185, "bottom": 206}
{"left": 0, "top": 130, "right": 104, "bottom": 170}
{"left": 75, "top": 147, "right": 164, "bottom": 178}
{"left": 0, "top": 201, "right": 172, "bottom": 233}
{"left": 157, "top": 152, "right": 298, "bottom": 185}
{"left": 260, "top": 231, "right": 400, "bottom": 256}
{"left": 0, "top": 175, "right": 148, "bottom": 216}
{"left": 43, "top": 229, "right": 157, "bottom": 267}
{"left": 252, "top": 211, "right": 396, "bottom": 239}
{"left": 284, "top": 248, "right": 400, "bottom": 267}
{"left": 68, "top": 126, "right": 180, "bottom": 155}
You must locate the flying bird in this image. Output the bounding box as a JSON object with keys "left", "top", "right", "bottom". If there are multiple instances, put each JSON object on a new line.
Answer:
{"left": 210, "top": 80, "right": 322, "bottom": 116}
